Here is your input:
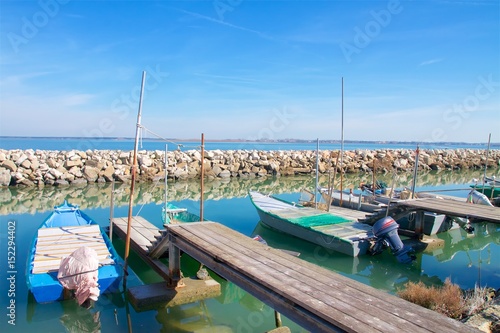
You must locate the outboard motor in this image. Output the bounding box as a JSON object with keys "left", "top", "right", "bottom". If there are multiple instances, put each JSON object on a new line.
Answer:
{"left": 371, "top": 216, "right": 415, "bottom": 264}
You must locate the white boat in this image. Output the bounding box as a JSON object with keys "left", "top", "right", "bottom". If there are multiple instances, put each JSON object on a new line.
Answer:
{"left": 249, "top": 191, "right": 415, "bottom": 263}
{"left": 249, "top": 191, "right": 373, "bottom": 257}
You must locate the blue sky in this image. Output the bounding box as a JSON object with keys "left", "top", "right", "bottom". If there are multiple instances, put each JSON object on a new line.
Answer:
{"left": 0, "top": 0, "right": 499, "bottom": 143}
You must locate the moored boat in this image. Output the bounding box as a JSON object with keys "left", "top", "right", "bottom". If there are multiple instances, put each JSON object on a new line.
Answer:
{"left": 249, "top": 191, "right": 415, "bottom": 262}
{"left": 26, "top": 201, "right": 123, "bottom": 304}
{"left": 249, "top": 190, "right": 374, "bottom": 257}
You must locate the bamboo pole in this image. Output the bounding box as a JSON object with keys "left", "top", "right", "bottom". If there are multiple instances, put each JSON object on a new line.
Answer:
{"left": 327, "top": 152, "right": 340, "bottom": 212}
{"left": 482, "top": 133, "right": 491, "bottom": 194}
{"left": 109, "top": 180, "right": 115, "bottom": 241}
{"left": 200, "top": 133, "right": 205, "bottom": 221}
{"left": 123, "top": 71, "right": 146, "bottom": 290}
{"left": 315, "top": 138, "right": 319, "bottom": 209}
{"left": 339, "top": 77, "right": 344, "bottom": 207}
{"left": 411, "top": 145, "right": 420, "bottom": 199}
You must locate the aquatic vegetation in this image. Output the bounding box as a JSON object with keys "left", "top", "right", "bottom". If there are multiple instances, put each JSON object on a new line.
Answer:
{"left": 397, "top": 278, "right": 496, "bottom": 320}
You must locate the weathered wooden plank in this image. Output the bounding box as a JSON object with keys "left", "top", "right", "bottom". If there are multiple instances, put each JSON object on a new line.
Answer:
{"left": 199, "top": 223, "right": 473, "bottom": 333}
{"left": 113, "top": 216, "right": 160, "bottom": 230}
{"left": 37, "top": 225, "right": 101, "bottom": 237}
{"left": 397, "top": 198, "right": 499, "bottom": 223}
{"left": 111, "top": 219, "right": 150, "bottom": 254}
{"left": 191, "top": 225, "right": 407, "bottom": 333}
{"left": 167, "top": 222, "right": 478, "bottom": 333}
{"left": 169, "top": 228, "right": 367, "bottom": 333}
{"left": 34, "top": 247, "right": 109, "bottom": 258}
{"left": 180, "top": 223, "right": 428, "bottom": 333}
{"left": 112, "top": 217, "right": 162, "bottom": 241}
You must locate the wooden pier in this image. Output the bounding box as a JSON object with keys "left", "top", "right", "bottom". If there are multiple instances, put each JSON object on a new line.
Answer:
{"left": 396, "top": 198, "right": 500, "bottom": 223}
{"left": 111, "top": 216, "right": 220, "bottom": 310}
{"left": 166, "top": 221, "right": 479, "bottom": 333}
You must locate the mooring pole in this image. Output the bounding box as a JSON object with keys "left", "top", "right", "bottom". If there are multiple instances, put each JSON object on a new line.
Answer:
{"left": 109, "top": 180, "right": 115, "bottom": 241}
{"left": 200, "top": 133, "right": 205, "bottom": 222}
{"left": 123, "top": 70, "right": 146, "bottom": 290}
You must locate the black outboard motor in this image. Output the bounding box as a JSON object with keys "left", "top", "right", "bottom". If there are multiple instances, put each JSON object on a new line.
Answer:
{"left": 372, "top": 216, "right": 415, "bottom": 264}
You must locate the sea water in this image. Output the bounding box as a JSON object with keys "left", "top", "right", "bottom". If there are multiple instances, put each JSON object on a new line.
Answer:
{"left": 0, "top": 170, "right": 499, "bottom": 332}
{"left": 1, "top": 136, "right": 496, "bottom": 152}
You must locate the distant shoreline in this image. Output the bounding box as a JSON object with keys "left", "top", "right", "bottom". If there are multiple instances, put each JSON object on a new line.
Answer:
{"left": 1, "top": 136, "right": 497, "bottom": 146}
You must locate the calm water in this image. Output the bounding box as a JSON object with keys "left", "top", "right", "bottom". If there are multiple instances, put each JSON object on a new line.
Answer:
{"left": 1, "top": 170, "right": 499, "bottom": 333}
{"left": 1, "top": 136, "right": 497, "bottom": 152}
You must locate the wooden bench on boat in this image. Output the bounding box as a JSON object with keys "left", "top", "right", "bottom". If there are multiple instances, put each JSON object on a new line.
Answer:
{"left": 33, "top": 225, "right": 113, "bottom": 274}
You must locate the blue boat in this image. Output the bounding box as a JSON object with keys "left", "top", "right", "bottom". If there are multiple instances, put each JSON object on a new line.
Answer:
{"left": 26, "top": 201, "right": 123, "bottom": 303}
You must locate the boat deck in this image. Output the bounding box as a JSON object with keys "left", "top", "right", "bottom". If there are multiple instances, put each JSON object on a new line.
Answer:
{"left": 166, "top": 221, "right": 478, "bottom": 333}
{"left": 32, "top": 225, "right": 113, "bottom": 274}
{"left": 313, "top": 221, "right": 373, "bottom": 241}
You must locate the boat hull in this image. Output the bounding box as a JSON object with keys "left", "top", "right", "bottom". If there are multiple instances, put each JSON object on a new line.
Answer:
{"left": 28, "top": 265, "right": 122, "bottom": 303}
{"left": 249, "top": 192, "right": 372, "bottom": 257}
{"left": 256, "top": 210, "right": 370, "bottom": 257}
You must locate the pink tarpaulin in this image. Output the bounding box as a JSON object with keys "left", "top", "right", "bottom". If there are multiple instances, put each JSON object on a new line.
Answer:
{"left": 57, "top": 246, "right": 100, "bottom": 305}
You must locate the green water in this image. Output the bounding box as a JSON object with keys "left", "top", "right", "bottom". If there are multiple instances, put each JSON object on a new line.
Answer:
{"left": 1, "top": 169, "right": 499, "bottom": 333}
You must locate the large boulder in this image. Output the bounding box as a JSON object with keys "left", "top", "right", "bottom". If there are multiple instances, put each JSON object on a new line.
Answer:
{"left": 0, "top": 168, "right": 11, "bottom": 186}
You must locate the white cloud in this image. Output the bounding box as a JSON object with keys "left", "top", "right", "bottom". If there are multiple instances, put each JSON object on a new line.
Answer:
{"left": 419, "top": 58, "right": 445, "bottom": 66}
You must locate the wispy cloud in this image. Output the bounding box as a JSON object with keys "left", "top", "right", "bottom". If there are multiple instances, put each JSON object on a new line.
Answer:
{"left": 419, "top": 58, "right": 444, "bottom": 66}
{"left": 176, "top": 8, "right": 276, "bottom": 41}
{"left": 0, "top": 72, "right": 53, "bottom": 88}
{"left": 60, "top": 93, "right": 95, "bottom": 107}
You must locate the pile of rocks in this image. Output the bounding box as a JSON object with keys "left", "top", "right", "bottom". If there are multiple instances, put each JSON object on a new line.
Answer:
{"left": 0, "top": 148, "right": 498, "bottom": 187}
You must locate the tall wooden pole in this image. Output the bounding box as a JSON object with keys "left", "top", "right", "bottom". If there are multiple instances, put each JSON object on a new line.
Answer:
{"left": 200, "top": 133, "right": 205, "bottom": 221}
{"left": 123, "top": 71, "right": 146, "bottom": 289}
{"left": 315, "top": 138, "right": 319, "bottom": 209}
{"left": 340, "top": 77, "right": 344, "bottom": 206}
{"left": 109, "top": 180, "right": 115, "bottom": 241}
{"left": 482, "top": 133, "right": 491, "bottom": 194}
{"left": 411, "top": 145, "right": 420, "bottom": 199}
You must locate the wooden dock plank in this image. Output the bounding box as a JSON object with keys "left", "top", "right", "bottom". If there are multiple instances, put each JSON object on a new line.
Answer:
{"left": 200, "top": 223, "right": 453, "bottom": 332}
{"left": 111, "top": 218, "right": 152, "bottom": 254}
{"left": 187, "top": 224, "right": 407, "bottom": 333}
{"left": 175, "top": 223, "right": 427, "bottom": 332}
{"left": 167, "top": 222, "right": 478, "bottom": 333}
{"left": 397, "top": 198, "right": 499, "bottom": 223}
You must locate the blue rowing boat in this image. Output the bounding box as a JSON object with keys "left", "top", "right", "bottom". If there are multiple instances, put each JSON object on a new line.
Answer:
{"left": 26, "top": 201, "right": 123, "bottom": 303}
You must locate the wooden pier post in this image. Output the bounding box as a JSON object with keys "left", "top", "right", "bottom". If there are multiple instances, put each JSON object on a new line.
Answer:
{"left": 168, "top": 234, "right": 182, "bottom": 288}
{"left": 414, "top": 210, "right": 425, "bottom": 236}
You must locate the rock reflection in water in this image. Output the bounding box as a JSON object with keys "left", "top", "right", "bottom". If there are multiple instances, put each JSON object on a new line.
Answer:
{"left": 1, "top": 168, "right": 496, "bottom": 215}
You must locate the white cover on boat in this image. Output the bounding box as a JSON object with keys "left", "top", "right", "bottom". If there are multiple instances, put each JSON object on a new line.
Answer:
{"left": 57, "top": 246, "right": 100, "bottom": 305}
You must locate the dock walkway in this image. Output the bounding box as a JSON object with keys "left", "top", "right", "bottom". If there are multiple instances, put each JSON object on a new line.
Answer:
{"left": 396, "top": 198, "right": 499, "bottom": 223}
{"left": 111, "top": 216, "right": 169, "bottom": 279}
{"left": 166, "top": 221, "right": 478, "bottom": 333}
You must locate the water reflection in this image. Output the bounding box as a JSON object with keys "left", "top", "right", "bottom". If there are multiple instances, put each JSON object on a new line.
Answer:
{"left": 1, "top": 168, "right": 496, "bottom": 215}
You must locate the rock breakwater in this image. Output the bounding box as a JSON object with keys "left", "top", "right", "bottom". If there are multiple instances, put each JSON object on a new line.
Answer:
{"left": 0, "top": 148, "right": 498, "bottom": 187}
